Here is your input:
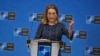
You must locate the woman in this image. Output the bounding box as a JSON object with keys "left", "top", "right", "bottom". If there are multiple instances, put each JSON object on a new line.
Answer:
{"left": 34, "top": 4, "right": 74, "bottom": 56}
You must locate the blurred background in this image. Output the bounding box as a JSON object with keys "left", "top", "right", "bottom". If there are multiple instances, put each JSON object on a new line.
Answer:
{"left": 0, "top": 0, "right": 100, "bottom": 56}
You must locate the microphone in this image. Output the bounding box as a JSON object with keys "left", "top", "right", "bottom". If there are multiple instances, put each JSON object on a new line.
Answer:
{"left": 27, "top": 19, "right": 34, "bottom": 47}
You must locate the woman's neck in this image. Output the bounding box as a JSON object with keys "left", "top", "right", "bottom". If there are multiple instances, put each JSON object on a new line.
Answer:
{"left": 48, "top": 22, "right": 55, "bottom": 25}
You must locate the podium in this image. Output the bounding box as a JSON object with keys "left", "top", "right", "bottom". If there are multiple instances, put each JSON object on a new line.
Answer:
{"left": 29, "top": 39, "right": 60, "bottom": 56}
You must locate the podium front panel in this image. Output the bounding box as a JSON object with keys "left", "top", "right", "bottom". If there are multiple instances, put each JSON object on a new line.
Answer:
{"left": 38, "top": 45, "right": 51, "bottom": 56}
{"left": 51, "top": 42, "right": 60, "bottom": 56}
{"left": 29, "top": 40, "right": 60, "bottom": 56}
{"left": 30, "top": 41, "right": 38, "bottom": 56}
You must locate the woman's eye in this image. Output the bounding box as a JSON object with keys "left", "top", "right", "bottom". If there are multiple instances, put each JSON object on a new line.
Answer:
{"left": 48, "top": 13, "right": 51, "bottom": 15}
{"left": 53, "top": 13, "right": 55, "bottom": 15}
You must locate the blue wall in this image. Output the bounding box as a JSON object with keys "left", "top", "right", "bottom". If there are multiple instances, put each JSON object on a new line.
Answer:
{"left": 0, "top": 0, "right": 100, "bottom": 56}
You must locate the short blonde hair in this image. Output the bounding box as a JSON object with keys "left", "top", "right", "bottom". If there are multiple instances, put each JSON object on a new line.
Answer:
{"left": 42, "top": 4, "right": 59, "bottom": 24}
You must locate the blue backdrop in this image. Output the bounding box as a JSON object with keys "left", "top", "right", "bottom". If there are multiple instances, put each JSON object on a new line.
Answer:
{"left": 0, "top": 0, "right": 100, "bottom": 56}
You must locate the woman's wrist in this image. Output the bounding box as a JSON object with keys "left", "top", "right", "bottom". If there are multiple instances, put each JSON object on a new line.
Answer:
{"left": 69, "top": 25, "right": 73, "bottom": 29}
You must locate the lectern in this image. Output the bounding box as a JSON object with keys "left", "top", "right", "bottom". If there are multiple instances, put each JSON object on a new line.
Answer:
{"left": 29, "top": 39, "right": 60, "bottom": 56}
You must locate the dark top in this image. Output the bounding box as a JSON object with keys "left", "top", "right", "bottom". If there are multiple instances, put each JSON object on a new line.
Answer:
{"left": 34, "top": 23, "right": 73, "bottom": 56}
{"left": 34, "top": 23, "right": 73, "bottom": 41}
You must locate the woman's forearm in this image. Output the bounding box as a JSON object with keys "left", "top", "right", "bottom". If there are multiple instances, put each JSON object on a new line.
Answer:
{"left": 68, "top": 25, "right": 73, "bottom": 38}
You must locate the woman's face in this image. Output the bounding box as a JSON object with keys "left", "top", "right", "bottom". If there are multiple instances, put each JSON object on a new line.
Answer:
{"left": 47, "top": 8, "right": 57, "bottom": 23}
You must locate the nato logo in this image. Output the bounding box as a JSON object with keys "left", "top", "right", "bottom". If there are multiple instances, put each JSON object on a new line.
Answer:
{"left": 86, "top": 16, "right": 94, "bottom": 24}
{"left": 38, "top": 45, "right": 51, "bottom": 56}
{"left": 58, "top": 14, "right": 65, "bottom": 22}
{"left": 0, "top": 11, "right": 16, "bottom": 20}
{"left": 73, "top": 30, "right": 79, "bottom": 38}
{"left": 85, "top": 47, "right": 93, "bottom": 55}
{"left": 14, "top": 28, "right": 22, "bottom": 36}
{"left": 73, "top": 30, "right": 87, "bottom": 39}
{"left": 0, "top": 43, "right": 7, "bottom": 51}
{"left": 86, "top": 16, "right": 100, "bottom": 24}
{"left": 0, "top": 43, "right": 14, "bottom": 51}
{"left": 14, "top": 28, "right": 29, "bottom": 36}
{"left": 0, "top": 11, "right": 8, "bottom": 20}
{"left": 29, "top": 13, "right": 37, "bottom": 21}
{"left": 59, "top": 14, "right": 73, "bottom": 23}
{"left": 29, "top": 13, "right": 44, "bottom": 21}
{"left": 85, "top": 47, "right": 100, "bottom": 55}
